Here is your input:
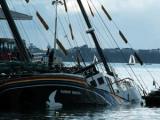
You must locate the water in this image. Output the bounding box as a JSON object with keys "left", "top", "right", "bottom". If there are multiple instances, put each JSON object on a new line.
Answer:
{"left": 114, "top": 63, "right": 160, "bottom": 91}
{"left": 1, "top": 106, "right": 160, "bottom": 120}
{"left": 1, "top": 63, "right": 160, "bottom": 120}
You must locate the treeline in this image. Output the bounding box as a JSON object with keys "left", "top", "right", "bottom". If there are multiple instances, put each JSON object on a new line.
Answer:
{"left": 61, "top": 45, "right": 160, "bottom": 64}
{"left": 30, "top": 45, "right": 160, "bottom": 63}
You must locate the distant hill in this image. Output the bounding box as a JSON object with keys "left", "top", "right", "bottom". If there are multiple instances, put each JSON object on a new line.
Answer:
{"left": 29, "top": 44, "right": 160, "bottom": 64}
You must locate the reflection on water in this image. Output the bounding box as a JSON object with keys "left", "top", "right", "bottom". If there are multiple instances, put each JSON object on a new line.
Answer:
{"left": 1, "top": 105, "right": 160, "bottom": 120}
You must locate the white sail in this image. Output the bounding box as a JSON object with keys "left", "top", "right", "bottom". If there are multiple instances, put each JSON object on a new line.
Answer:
{"left": 128, "top": 55, "right": 136, "bottom": 65}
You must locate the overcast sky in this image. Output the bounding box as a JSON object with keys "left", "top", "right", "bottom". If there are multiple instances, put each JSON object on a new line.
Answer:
{"left": 4, "top": 0, "right": 160, "bottom": 49}
{"left": 104, "top": 0, "right": 160, "bottom": 49}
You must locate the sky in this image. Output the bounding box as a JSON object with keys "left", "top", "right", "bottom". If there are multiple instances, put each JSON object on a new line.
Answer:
{"left": 2, "top": 0, "right": 160, "bottom": 50}
{"left": 104, "top": 0, "right": 160, "bottom": 49}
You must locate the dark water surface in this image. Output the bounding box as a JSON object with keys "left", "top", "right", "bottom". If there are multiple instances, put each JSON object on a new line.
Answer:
{"left": 1, "top": 64, "right": 160, "bottom": 120}
{"left": 1, "top": 105, "right": 160, "bottom": 120}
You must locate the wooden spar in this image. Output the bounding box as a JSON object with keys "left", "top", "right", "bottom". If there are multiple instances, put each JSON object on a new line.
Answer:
{"left": 0, "top": 0, "right": 31, "bottom": 62}
{"left": 25, "top": 0, "right": 29, "bottom": 3}
{"left": 77, "top": 0, "right": 115, "bottom": 94}
{"left": 36, "top": 11, "right": 49, "bottom": 30}
{"left": 87, "top": 1, "right": 94, "bottom": 17}
{"left": 56, "top": 39, "right": 68, "bottom": 56}
{"left": 63, "top": 0, "right": 67, "bottom": 12}
{"left": 134, "top": 52, "right": 143, "bottom": 65}
{"left": 69, "top": 23, "right": 74, "bottom": 40}
{"left": 119, "top": 30, "right": 128, "bottom": 44}
{"left": 101, "top": 5, "right": 112, "bottom": 21}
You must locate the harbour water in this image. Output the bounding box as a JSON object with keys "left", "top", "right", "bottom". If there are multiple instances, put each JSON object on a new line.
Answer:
{"left": 1, "top": 105, "right": 160, "bottom": 120}
{"left": 1, "top": 63, "right": 160, "bottom": 120}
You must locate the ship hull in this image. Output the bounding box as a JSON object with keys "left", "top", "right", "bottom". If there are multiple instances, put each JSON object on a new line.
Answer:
{"left": 0, "top": 73, "right": 110, "bottom": 110}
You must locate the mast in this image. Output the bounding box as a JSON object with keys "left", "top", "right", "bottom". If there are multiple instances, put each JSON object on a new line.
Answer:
{"left": 0, "top": 0, "right": 31, "bottom": 62}
{"left": 77, "top": 0, "right": 115, "bottom": 94}
{"left": 77, "top": 0, "right": 113, "bottom": 76}
{"left": 52, "top": 0, "right": 63, "bottom": 61}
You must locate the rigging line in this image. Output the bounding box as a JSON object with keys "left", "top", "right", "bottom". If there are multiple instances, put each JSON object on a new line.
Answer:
{"left": 63, "top": 2, "right": 79, "bottom": 48}
{"left": 72, "top": 1, "right": 99, "bottom": 64}
{"left": 51, "top": 3, "right": 81, "bottom": 66}
{"left": 9, "top": 0, "right": 45, "bottom": 50}
{"left": 63, "top": 16, "right": 85, "bottom": 65}
{"left": 58, "top": 6, "right": 76, "bottom": 42}
{"left": 88, "top": 0, "right": 133, "bottom": 77}
{"left": 71, "top": 1, "right": 94, "bottom": 48}
{"left": 139, "top": 74, "right": 149, "bottom": 92}
{"left": 72, "top": 0, "right": 92, "bottom": 44}
{"left": 145, "top": 66, "right": 160, "bottom": 88}
{"left": 60, "top": 0, "right": 75, "bottom": 41}
{"left": 88, "top": 1, "right": 121, "bottom": 49}
{"left": 58, "top": 17, "right": 73, "bottom": 49}
{"left": 87, "top": 0, "right": 114, "bottom": 46}
{"left": 9, "top": 0, "right": 31, "bottom": 45}
{"left": 86, "top": 0, "right": 94, "bottom": 17}
{"left": 88, "top": 0, "right": 121, "bottom": 51}
{"left": 89, "top": 0, "right": 147, "bottom": 93}
{"left": 49, "top": 20, "right": 71, "bottom": 52}
{"left": 89, "top": 0, "right": 144, "bottom": 79}
{"left": 8, "top": 0, "right": 32, "bottom": 46}
{"left": 87, "top": 11, "right": 122, "bottom": 73}
{"left": 99, "top": 0, "right": 156, "bottom": 86}
{"left": 89, "top": 21, "right": 113, "bottom": 63}
{"left": 0, "top": 3, "right": 13, "bottom": 37}
{"left": 88, "top": 10, "right": 114, "bottom": 49}
{"left": 24, "top": 1, "right": 50, "bottom": 46}
{"left": 0, "top": 8, "right": 13, "bottom": 38}
{"left": 58, "top": 17, "right": 76, "bottom": 64}
{"left": 0, "top": 20, "right": 7, "bottom": 37}
{"left": 98, "top": 0, "right": 123, "bottom": 32}
{"left": 0, "top": 21, "right": 8, "bottom": 37}
{"left": 66, "top": 0, "right": 86, "bottom": 49}
{"left": 98, "top": 0, "right": 142, "bottom": 63}
{"left": 62, "top": 1, "right": 87, "bottom": 56}
{"left": 72, "top": 1, "right": 99, "bottom": 59}
{"left": 87, "top": 0, "right": 116, "bottom": 48}
{"left": 72, "top": 2, "right": 92, "bottom": 50}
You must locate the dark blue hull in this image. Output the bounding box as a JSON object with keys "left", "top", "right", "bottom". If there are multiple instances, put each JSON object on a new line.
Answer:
{"left": 0, "top": 74, "right": 115, "bottom": 110}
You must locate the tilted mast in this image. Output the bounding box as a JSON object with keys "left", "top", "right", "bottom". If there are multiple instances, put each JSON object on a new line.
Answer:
{"left": 77, "top": 0, "right": 115, "bottom": 94}
{"left": 0, "top": 0, "right": 31, "bottom": 62}
{"left": 77, "top": 0, "right": 113, "bottom": 76}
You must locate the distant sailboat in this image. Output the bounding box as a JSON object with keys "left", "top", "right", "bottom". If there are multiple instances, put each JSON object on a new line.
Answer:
{"left": 128, "top": 54, "right": 136, "bottom": 65}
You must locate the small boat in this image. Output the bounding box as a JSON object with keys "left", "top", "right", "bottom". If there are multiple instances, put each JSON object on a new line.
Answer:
{"left": 0, "top": 0, "right": 142, "bottom": 110}
{"left": 142, "top": 89, "right": 160, "bottom": 107}
{"left": 142, "top": 80, "right": 160, "bottom": 107}
{"left": 128, "top": 54, "right": 136, "bottom": 65}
